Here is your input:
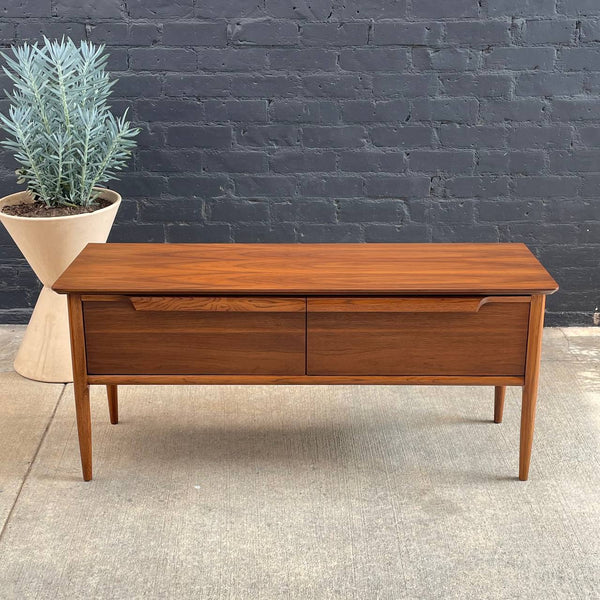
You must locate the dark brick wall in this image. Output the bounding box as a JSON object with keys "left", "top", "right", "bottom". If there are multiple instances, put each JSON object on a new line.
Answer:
{"left": 1, "top": 1, "right": 599, "bottom": 325}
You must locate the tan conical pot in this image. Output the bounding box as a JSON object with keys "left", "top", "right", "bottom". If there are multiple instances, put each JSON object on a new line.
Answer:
{"left": 0, "top": 188, "right": 121, "bottom": 383}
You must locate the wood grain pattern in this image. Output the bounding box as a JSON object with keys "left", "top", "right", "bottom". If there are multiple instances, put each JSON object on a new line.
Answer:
{"left": 519, "top": 294, "right": 546, "bottom": 481}
{"left": 107, "top": 385, "right": 118, "bottom": 425}
{"left": 87, "top": 374, "right": 524, "bottom": 386}
{"left": 129, "top": 295, "right": 305, "bottom": 312}
{"left": 53, "top": 243, "right": 559, "bottom": 296}
{"left": 307, "top": 298, "right": 530, "bottom": 376}
{"left": 307, "top": 296, "right": 529, "bottom": 313}
{"left": 83, "top": 297, "right": 306, "bottom": 375}
{"left": 67, "top": 294, "right": 92, "bottom": 481}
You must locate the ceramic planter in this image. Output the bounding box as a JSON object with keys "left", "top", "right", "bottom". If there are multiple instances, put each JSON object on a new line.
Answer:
{"left": 0, "top": 188, "right": 121, "bottom": 382}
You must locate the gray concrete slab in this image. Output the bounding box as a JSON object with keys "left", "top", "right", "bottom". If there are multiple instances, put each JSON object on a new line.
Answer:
{"left": 0, "top": 325, "right": 24, "bottom": 373}
{"left": 0, "top": 371, "right": 64, "bottom": 535}
{"left": 0, "top": 327, "right": 598, "bottom": 599}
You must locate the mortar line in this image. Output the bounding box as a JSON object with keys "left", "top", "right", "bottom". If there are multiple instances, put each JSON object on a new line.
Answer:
{"left": 0, "top": 383, "right": 67, "bottom": 545}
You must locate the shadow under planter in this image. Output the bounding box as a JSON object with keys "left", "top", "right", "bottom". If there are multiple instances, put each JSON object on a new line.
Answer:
{"left": 0, "top": 188, "right": 121, "bottom": 383}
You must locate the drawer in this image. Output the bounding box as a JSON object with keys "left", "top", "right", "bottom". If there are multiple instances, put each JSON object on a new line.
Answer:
{"left": 83, "top": 296, "right": 306, "bottom": 375}
{"left": 307, "top": 296, "right": 530, "bottom": 377}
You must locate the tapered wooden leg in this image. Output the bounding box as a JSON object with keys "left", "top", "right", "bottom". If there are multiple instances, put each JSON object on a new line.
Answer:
{"left": 107, "top": 385, "right": 118, "bottom": 424}
{"left": 519, "top": 295, "right": 546, "bottom": 481}
{"left": 519, "top": 385, "right": 538, "bottom": 481}
{"left": 74, "top": 383, "right": 92, "bottom": 481}
{"left": 494, "top": 386, "right": 506, "bottom": 423}
{"left": 68, "top": 294, "right": 93, "bottom": 481}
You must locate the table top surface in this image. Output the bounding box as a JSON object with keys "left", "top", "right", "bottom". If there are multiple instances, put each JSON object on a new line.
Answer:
{"left": 53, "top": 243, "right": 558, "bottom": 296}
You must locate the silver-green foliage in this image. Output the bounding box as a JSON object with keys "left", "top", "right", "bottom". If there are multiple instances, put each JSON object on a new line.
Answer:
{"left": 0, "top": 37, "right": 138, "bottom": 207}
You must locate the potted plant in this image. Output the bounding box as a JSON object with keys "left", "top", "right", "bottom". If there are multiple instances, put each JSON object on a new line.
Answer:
{"left": 0, "top": 37, "right": 138, "bottom": 382}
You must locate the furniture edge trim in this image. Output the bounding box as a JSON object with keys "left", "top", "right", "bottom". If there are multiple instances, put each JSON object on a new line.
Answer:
{"left": 87, "top": 375, "right": 525, "bottom": 386}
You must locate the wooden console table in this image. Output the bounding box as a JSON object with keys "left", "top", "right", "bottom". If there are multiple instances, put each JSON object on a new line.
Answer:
{"left": 53, "top": 243, "right": 558, "bottom": 481}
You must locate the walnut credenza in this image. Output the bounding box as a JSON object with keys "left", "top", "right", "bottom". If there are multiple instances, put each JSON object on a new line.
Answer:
{"left": 53, "top": 243, "right": 558, "bottom": 481}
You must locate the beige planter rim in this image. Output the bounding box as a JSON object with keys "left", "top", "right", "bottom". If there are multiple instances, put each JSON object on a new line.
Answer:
{"left": 0, "top": 187, "right": 121, "bottom": 222}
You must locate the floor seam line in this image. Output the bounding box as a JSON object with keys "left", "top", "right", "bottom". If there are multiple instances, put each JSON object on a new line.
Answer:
{"left": 0, "top": 382, "right": 67, "bottom": 545}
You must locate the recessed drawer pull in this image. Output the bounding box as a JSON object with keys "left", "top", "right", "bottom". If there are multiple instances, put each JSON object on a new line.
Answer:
{"left": 307, "top": 296, "right": 529, "bottom": 313}
{"left": 129, "top": 296, "right": 306, "bottom": 313}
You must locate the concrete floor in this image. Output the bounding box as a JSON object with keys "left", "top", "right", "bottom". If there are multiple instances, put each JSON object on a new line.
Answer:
{"left": 0, "top": 325, "right": 598, "bottom": 599}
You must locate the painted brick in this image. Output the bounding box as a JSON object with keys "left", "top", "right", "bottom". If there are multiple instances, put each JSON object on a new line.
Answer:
{"left": 301, "top": 23, "right": 369, "bottom": 46}
{"left": 445, "top": 21, "right": 511, "bottom": 45}
{"left": 166, "top": 125, "right": 232, "bottom": 147}
{"left": 522, "top": 19, "right": 576, "bottom": 43}
{"left": 204, "top": 152, "right": 268, "bottom": 173}
{"left": 265, "top": 0, "right": 334, "bottom": 21}
{"left": 164, "top": 75, "right": 231, "bottom": 97}
{"left": 236, "top": 125, "right": 299, "bottom": 147}
{"left": 204, "top": 100, "right": 267, "bottom": 122}
{"left": 113, "top": 76, "right": 163, "bottom": 98}
{"left": 338, "top": 152, "right": 407, "bottom": 173}
{"left": 339, "top": 49, "right": 409, "bottom": 72}
{"left": 364, "top": 176, "right": 431, "bottom": 198}
{"left": 163, "top": 22, "right": 227, "bottom": 46}
{"left": 229, "top": 19, "right": 299, "bottom": 46}
{"left": 269, "top": 101, "right": 340, "bottom": 124}
{"left": 513, "top": 176, "right": 579, "bottom": 197}
{"left": 581, "top": 19, "right": 600, "bottom": 41}
{"left": 165, "top": 223, "right": 231, "bottom": 243}
{"left": 409, "top": 150, "right": 474, "bottom": 174}
{"left": 168, "top": 175, "right": 230, "bottom": 197}
{"left": 482, "top": 99, "right": 546, "bottom": 122}
{"left": 372, "top": 22, "right": 443, "bottom": 46}
{"left": 269, "top": 151, "right": 336, "bottom": 173}
{"left": 271, "top": 199, "right": 336, "bottom": 223}
{"left": 55, "top": 0, "right": 120, "bottom": 17}
{"left": 341, "top": 100, "right": 410, "bottom": 123}
{"left": 234, "top": 175, "right": 295, "bottom": 197}
{"left": 373, "top": 75, "right": 438, "bottom": 97}
{"left": 413, "top": 48, "right": 479, "bottom": 71}
{"left": 195, "top": 0, "right": 263, "bottom": 18}
{"left": 298, "top": 224, "right": 362, "bottom": 243}
{"left": 559, "top": 48, "right": 600, "bottom": 70}
{"left": 230, "top": 75, "right": 302, "bottom": 97}
{"left": 369, "top": 126, "right": 434, "bottom": 148}
{"left": 299, "top": 176, "right": 363, "bottom": 197}
{"left": 412, "top": 0, "right": 478, "bottom": 19}
{"left": 137, "top": 149, "right": 204, "bottom": 172}
{"left": 550, "top": 150, "right": 600, "bottom": 173}
{"left": 137, "top": 100, "right": 204, "bottom": 122}
{"left": 488, "top": 0, "right": 556, "bottom": 17}
{"left": 412, "top": 99, "right": 479, "bottom": 124}
{"left": 478, "top": 199, "right": 543, "bottom": 222}
{"left": 485, "top": 47, "right": 555, "bottom": 70}
{"left": 446, "top": 176, "right": 510, "bottom": 198}
{"left": 334, "top": 0, "right": 407, "bottom": 20}
{"left": 130, "top": 48, "right": 197, "bottom": 71}
{"left": 269, "top": 49, "right": 337, "bottom": 71}
{"left": 210, "top": 199, "right": 269, "bottom": 222}
{"left": 552, "top": 100, "right": 600, "bottom": 121}
{"left": 18, "top": 21, "right": 85, "bottom": 43}
{"left": 302, "top": 74, "right": 370, "bottom": 98}
{"left": 197, "top": 49, "right": 268, "bottom": 72}
{"left": 559, "top": 0, "right": 600, "bottom": 16}
{"left": 0, "top": 0, "right": 596, "bottom": 326}
{"left": 516, "top": 73, "right": 584, "bottom": 96}
{"left": 438, "top": 125, "right": 507, "bottom": 149}
{"left": 364, "top": 224, "right": 429, "bottom": 242}
{"left": 128, "top": 0, "right": 193, "bottom": 18}
{"left": 509, "top": 125, "right": 573, "bottom": 148}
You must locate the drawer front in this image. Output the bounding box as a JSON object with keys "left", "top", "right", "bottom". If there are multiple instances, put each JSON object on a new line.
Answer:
{"left": 307, "top": 297, "right": 530, "bottom": 377}
{"left": 83, "top": 296, "right": 306, "bottom": 375}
